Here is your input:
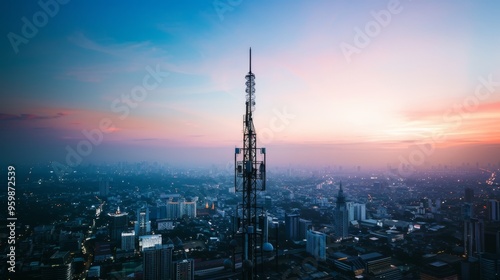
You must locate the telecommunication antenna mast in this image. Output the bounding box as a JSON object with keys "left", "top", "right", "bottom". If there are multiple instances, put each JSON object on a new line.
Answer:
{"left": 234, "top": 48, "right": 266, "bottom": 279}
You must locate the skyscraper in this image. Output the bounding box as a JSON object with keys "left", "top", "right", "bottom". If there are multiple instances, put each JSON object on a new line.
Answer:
{"left": 173, "top": 259, "right": 195, "bottom": 280}
{"left": 135, "top": 206, "right": 151, "bottom": 236}
{"left": 479, "top": 253, "right": 500, "bottom": 280}
{"left": 465, "top": 187, "right": 474, "bottom": 203}
{"left": 347, "top": 202, "right": 366, "bottom": 222}
{"left": 183, "top": 199, "right": 197, "bottom": 218}
{"left": 99, "top": 178, "right": 109, "bottom": 198}
{"left": 488, "top": 200, "right": 500, "bottom": 221}
{"left": 108, "top": 206, "right": 128, "bottom": 244}
{"left": 334, "top": 182, "right": 349, "bottom": 239}
{"left": 143, "top": 244, "right": 173, "bottom": 280}
{"left": 464, "top": 218, "right": 484, "bottom": 257}
{"left": 298, "top": 219, "right": 312, "bottom": 240}
{"left": 41, "top": 251, "right": 73, "bottom": 280}
{"left": 306, "top": 230, "right": 326, "bottom": 261}
{"left": 285, "top": 213, "right": 300, "bottom": 242}
{"left": 121, "top": 231, "right": 135, "bottom": 251}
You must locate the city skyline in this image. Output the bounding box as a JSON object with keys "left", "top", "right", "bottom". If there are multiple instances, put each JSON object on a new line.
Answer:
{"left": 2, "top": 1, "right": 500, "bottom": 169}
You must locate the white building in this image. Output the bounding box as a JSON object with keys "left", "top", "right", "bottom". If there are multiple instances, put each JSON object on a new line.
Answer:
{"left": 306, "top": 230, "right": 326, "bottom": 261}
{"left": 347, "top": 202, "right": 366, "bottom": 222}
{"left": 139, "top": 234, "right": 162, "bottom": 252}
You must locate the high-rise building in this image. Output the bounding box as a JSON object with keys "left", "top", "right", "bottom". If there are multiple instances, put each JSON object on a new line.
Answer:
{"left": 135, "top": 206, "right": 151, "bottom": 236}
{"left": 334, "top": 182, "right": 349, "bottom": 239}
{"left": 464, "top": 218, "right": 484, "bottom": 257}
{"left": 108, "top": 207, "right": 128, "bottom": 244}
{"left": 347, "top": 202, "right": 366, "bottom": 222}
{"left": 121, "top": 231, "right": 135, "bottom": 251}
{"left": 139, "top": 234, "right": 162, "bottom": 252}
{"left": 306, "top": 230, "right": 326, "bottom": 261}
{"left": 41, "top": 251, "right": 73, "bottom": 280}
{"left": 99, "top": 178, "right": 109, "bottom": 198}
{"left": 298, "top": 219, "right": 312, "bottom": 240}
{"left": 463, "top": 203, "right": 474, "bottom": 220}
{"left": 143, "top": 244, "right": 173, "bottom": 280}
{"left": 484, "top": 225, "right": 500, "bottom": 254}
{"left": 165, "top": 197, "right": 197, "bottom": 220}
{"left": 183, "top": 199, "right": 197, "bottom": 218}
{"left": 488, "top": 200, "right": 500, "bottom": 221}
{"left": 173, "top": 259, "right": 194, "bottom": 280}
{"left": 465, "top": 188, "right": 474, "bottom": 203}
{"left": 479, "top": 253, "right": 500, "bottom": 280}
{"left": 167, "top": 199, "right": 182, "bottom": 220}
{"left": 461, "top": 257, "right": 480, "bottom": 280}
{"left": 285, "top": 213, "right": 300, "bottom": 242}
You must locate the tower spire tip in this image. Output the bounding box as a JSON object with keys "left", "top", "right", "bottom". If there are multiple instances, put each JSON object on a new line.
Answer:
{"left": 249, "top": 48, "right": 252, "bottom": 73}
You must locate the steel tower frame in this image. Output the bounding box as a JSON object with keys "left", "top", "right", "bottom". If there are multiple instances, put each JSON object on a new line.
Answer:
{"left": 234, "top": 48, "right": 266, "bottom": 280}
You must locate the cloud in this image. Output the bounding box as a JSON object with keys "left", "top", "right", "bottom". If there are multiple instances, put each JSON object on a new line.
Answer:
{"left": 68, "top": 32, "right": 152, "bottom": 57}
{"left": 0, "top": 112, "right": 68, "bottom": 121}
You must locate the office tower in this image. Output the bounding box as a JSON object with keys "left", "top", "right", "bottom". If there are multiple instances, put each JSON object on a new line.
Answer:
{"left": 347, "top": 202, "right": 366, "bottom": 222}
{"left": 488, "top": 200, "right": 500, "bottom": 221}
{"left": 484, "top": 226, "right": 500, "bottom": 254}
{"left": 156, "top": 203, "right": 167, "bottom": 219}
{"left": 463, "top": 187, "right": 475, "bottom": 220}
{"left": 183, "top": 199, "right": 197, "bottom": 218}
{"left": 465, "top": 188, "right": 474, "bottom": 203}
{"left": 99, "top": 178, "right": 109, "bottom": 197}
{"left": 285, "top": 213, "right": 300, "bottom": 242}
{"left": 166, "top": 197, "right": 197, "bottom": 220}
{"left": 233, "top": 48, "right": 267, "bottom": 280}
{"left": 299, "top": 219, "right": 312, "bottom": 240}
{"left": 334, "top": 182, "right": 349, "bottom": 239}
{"left": 139, "top": 234, "right": 162, "bottom": 251}
{"left": 41, "top": 251, "right": 73, "bottom": 280}
{"left": 461, "top": 257, "right": 480, "bottom": 280}
{"left": 143, "top": 244, "right": 174, "bottom": 280}
{"left": 135, "top": 206, "right": 151, "bottom": 236}
{"left": 306, "top": 230, "right": 326, "bottom": 261}
{"left": 464, "top": 218, "right": 484, "bottom": 257}
{"left": 265, "top": 196, "right": 272, "bottom": 208}
{"left": 479, "top": 253, "right": 500, "bottom": 280}
{"left": 173, "top": 259, "right": 195, "bottom": 280}
{"left": 167, "top": 199, "right": 182, "bottom": 220}
{"left": 463, "top": 202, "right": 474, "bottom": 220}
{"left": 121, "top": 231, "right": 135, "bottom": 251}
{"left": 108, "top": 206, "right": 128, "bottom": 244}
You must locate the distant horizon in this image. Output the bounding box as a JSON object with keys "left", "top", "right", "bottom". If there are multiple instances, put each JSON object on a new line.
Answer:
{"left": 2, "top": 1, "right": 500, "bottom": 174}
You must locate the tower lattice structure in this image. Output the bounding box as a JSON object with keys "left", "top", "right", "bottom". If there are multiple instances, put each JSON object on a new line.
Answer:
{"left": 234, "top": 48, "right": 266, "bottom": 280}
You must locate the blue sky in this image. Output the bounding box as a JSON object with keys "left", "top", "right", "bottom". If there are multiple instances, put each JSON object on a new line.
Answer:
{"left": 1, "top": 1, "right": 500, "bottom": 170}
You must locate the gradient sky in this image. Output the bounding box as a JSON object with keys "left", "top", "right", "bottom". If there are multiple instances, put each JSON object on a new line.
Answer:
{"left": 1, "top": 0, "right": 500, "bottom": 169}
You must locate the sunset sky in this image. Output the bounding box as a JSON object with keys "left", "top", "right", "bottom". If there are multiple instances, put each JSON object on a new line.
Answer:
{"left": 1, "top": 1, "right": 500, "bottom": 169}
